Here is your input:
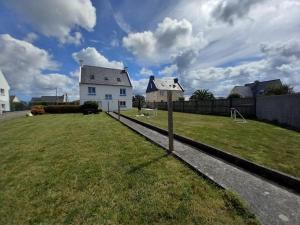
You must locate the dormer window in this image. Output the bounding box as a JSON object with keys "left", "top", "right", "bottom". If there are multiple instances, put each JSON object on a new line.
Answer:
{"left": 117, "top": 78, "right": 121, "bottom": 82}
{"left": 90, "top": 74, "right": 95, "bottom": 80}
{"left": 104, "top": 77, "right": 108, "bottom": 80}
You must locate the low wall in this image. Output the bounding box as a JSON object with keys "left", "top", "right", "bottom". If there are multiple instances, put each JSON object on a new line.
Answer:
{"left": 0, "top": 110, "right": 29, "bottom": 122}
{"left": 256, "top": 94, "right": 300, "bottom": 130}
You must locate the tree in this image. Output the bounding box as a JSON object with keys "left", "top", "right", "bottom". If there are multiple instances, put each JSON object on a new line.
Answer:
{"left": 132, "top": 95, "right": 145, "bottom": 105}
{"left": 228, "top": 93, "right": 241, "bottom": 99}
{"left": 190, "top": 89, "right": 215, "bottom": 101}
{"left": 265, "top": 84, "right": 294, "bottom": 96}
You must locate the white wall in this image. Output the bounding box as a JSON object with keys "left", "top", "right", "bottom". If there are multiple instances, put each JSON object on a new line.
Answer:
{"left": 80, "top": 84, "right": 132, "bottom": 111}
{"left": 0, "top": 71, "right": 10, "bottom": 112}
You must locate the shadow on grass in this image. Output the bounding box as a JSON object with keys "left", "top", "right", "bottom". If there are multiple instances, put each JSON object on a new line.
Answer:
{"left": 127, "top": 153, "right": 170, "bottom": 174}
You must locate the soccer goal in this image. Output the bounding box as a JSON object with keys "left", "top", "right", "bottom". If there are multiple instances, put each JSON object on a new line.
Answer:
{"left": 230, "top": 108, "right": 247, "bottom": 123}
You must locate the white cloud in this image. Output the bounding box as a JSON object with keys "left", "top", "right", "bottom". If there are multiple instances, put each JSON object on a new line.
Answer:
{"left": 179, "top": 40, "right": 300, "bottom": 96}
{"left": 0, "top": 34, "right": 78, "bottom": 99}
{"left": 211, "top": 0, "right": 267, "bottom": 24}
{"left": 23, "top": 32, "right": 38, "bottom": 43}
{"left": 72, "top": 47, "right": 124, "bottom": 69}
{"left": 139, "top": 68, "right": 153, "bottom": 77}
{"left": 123, "top": 17, "right": 206, "bottom": 64}
{"left": 159, "top": 64, "right": 178, "bottom": 76}
{"left": 113, "top": 12, "right": 132, "bottom": 34}
{"left": 131, "top": 78, "right": 149, "bottom": 95}
{"left": 6, "top": 0, "right": 96, "bottom": 45}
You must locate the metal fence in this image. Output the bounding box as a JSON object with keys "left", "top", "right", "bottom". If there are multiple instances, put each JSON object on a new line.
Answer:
{"left": 144, "top": 98, "right": 256, "bottom": 117}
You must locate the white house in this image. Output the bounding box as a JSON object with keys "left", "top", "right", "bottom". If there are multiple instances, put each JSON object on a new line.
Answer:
{"left": 146, "top": 76, "right": 184, "bottom": 102}
{"left": 0, "top": 70, "right": 10, "bottom": 112}
{"left": 79, "top": 65, "right": 133, "bottom": 111}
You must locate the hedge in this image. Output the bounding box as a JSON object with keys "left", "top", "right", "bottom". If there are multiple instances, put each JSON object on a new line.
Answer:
{"left": 44, "top": 105, "right": 82, "bottom": 113}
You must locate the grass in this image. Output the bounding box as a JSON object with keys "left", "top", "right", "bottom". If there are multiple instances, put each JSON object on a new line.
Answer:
{"left": 122, "top": 109, "right": 300, "bottom": 178}
{"left": 0, "top": 114, "right": 259, "bottom": 225}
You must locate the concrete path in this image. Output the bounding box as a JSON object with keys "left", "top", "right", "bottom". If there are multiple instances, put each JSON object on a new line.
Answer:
{"left": 108, "top": 112, "right": 300, "bottom": 225}
{"left": 0, "top": 111, "right": 29, "bottom": 122}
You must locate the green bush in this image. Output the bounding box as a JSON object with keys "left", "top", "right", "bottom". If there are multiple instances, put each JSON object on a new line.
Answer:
{"left": 44, "top": 105, "right": 82, "bottom": 113}
{"left": 81, "top": 101, "right": 99, "bottom": 110}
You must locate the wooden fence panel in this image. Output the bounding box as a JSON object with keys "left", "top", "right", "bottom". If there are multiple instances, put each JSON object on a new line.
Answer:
{"left": 144, "top": 98, "right": 256, "bottom": 117}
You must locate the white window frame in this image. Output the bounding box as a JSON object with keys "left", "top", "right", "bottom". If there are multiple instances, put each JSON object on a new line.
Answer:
{"left": 88, "top": 87, "right": 96, "bottom": 95}
{"left": 105, "top": 94, "right": 112, "bottom": 100}
{"left": 0, "top": 88, "right": 4, "bottom": 96}
{"left": 119, "top": 101, "right": 126, "bottom": 107}
{"left": 120, "top": 88, "right": 126, "bottom": 96}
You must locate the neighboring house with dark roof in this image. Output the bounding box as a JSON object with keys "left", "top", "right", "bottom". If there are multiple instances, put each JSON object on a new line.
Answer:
{"left": 230, "top": 79, "right": 282, "bottom": 98}
{"left": 146, "top": 76, "right": 184, "bottom": 102}
{"left": 30, "top": 95, "right": 65, "bottom": 103}
{"left": 79, "top": 65, "right": 133, "bottom": 111}
{"left": 0, "top": 70, "right": 10, "bottom": 112}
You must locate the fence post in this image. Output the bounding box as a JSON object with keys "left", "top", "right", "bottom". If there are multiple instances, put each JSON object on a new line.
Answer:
{"left": 118, "top": 100, "right": 120, "bottom": 120}
{"left": 107, "top": 101, "right": 110, "bottom": 113}
{"left": 167, "top": 91, "right": 174, "bottom": 152}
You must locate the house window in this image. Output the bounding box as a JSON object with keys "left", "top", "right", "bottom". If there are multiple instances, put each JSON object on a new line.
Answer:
{"left": 119, "top": 101, "right": 126, "bottom": 107}
{"left": 160, "top": 90, "right": 164, "bottom": 96}
{"left": 88, "top": 87, "right": 96, "bottom": 95}
{"left": 1, "top": 104, "right": 5, "bottom": 109}
{"left": 104, "top": 77, "right": 108, "bottom": 80}
{"left": 0, "top": 88, "right": 4, "bottom": 96}
{"left": 120, "top": 88, "right": 126, "bottom": 96}
{"left": 90, "top": 74, "right": 95, "bottom": 79}
{"left": 117, "top": 78, "right": 121, "bottom": 82}
{"left": 105, "top": 94, "right": 112, "bottom": 100}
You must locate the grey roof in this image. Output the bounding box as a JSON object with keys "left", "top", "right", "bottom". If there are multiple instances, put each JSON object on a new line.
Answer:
{"left": 31, "top": 95, "right": 64, "bottom": 103}
{"left": 245, "top": 79, "right": 282, "bottom": 96}
{"left": 146, "top": 76, "right": 184, "bottom": 93}
{"left": 80, "top": 65, "right": 132, "bottom": 87}
{"left": 153, "top": 78, "right": 183, "bottom": 91}
{"left": 230, "top": 86, "right": 253, "bottom": 98}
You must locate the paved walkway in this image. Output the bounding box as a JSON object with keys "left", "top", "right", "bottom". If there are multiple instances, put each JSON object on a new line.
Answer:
{"left": 108, "top": 112, "right": 300, "bottom": 225}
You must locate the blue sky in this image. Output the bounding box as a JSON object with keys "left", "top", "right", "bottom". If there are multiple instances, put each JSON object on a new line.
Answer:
{"left": 0, "top": 0, "right": 300, "bottom": 101}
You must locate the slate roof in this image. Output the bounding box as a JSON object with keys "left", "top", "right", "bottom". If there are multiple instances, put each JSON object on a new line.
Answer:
{"left": 146, "top": 76, "right": 184, "bottom": 93}
{"left": 31, "top": 95, "right": 65, "bottom": 103}
{"left": 80, "top": 65, "right": 132, "bottom": 87}
{"left": 230, "top": 79, "right": 282, "bottom": 97}
{"left": 245, "top": 79, "right": 282, "bottom": 96}
{"left": 230, "top": 86, "right": 253, "bottom": 98}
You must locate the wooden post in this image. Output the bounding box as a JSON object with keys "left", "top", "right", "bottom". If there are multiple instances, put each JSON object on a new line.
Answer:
{"left": 167, "top": 91, "right": 174, "bottom": 152}
{"left": 118, "top": 100, "right": 120, "bottom": 120}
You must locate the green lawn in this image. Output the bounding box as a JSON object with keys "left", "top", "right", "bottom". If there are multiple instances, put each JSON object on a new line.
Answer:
{"left": 122, "top": 109, "right": 300, "bottom": 178}
{"left": 0, "top": 114, "right": 258, "bottom": 225}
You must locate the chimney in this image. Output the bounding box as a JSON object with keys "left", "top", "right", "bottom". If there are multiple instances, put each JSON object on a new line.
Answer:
{"left": 123, "top": 66, "right": 128, "bottom": 73}
{"left": 174, "top": 78, "right": 178, "bottom": 83}
{"left": 150, "top": 75, "right": 155, "bottom": 81}
{"left": 79, "top": 59, "right": 84, "bottom": 82}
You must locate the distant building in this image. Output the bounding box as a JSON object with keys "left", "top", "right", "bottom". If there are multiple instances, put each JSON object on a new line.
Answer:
{"left": 146, "top": 76, "right": 184, "bottom": 102}
{"left": 230, "top": 79, "right": 282, "bottom": 98}
{"left": 10, "top": 95, "right": 20, "bottom": 103}
{"left": 0, "top": 70, "right": 10, "bottom": 112}
{"left": 31, "top": 95, "right": 66, "bottom": 104}
{"left": 79, "top": 65, "right": 133, "bottom": 111}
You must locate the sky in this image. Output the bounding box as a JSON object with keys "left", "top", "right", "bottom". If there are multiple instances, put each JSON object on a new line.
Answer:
{"left": 0, "top": 0, "right": 300, "bottom": 101}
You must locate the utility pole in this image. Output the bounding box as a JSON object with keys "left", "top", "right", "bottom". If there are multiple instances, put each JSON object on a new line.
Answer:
{"left": 167, "top": 90, "right": 174, "bottom": 152}
{"left": 55, "top": 87, "right": 58, "bottom": 105}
